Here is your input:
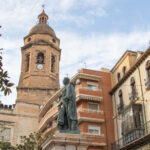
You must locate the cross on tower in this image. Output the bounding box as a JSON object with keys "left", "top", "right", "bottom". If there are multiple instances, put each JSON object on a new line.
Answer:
{"left": 42, "top": 4, "right": 45, "bottom": 10}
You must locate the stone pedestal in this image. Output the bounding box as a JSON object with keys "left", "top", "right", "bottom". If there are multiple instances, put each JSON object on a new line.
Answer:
{"left": 42, "top": 133, "right": 91, "bottom": 150}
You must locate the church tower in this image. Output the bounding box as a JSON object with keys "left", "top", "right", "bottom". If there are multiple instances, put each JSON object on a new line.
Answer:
{"left": 16, "top": 10, "right": 61, "bottom": 106}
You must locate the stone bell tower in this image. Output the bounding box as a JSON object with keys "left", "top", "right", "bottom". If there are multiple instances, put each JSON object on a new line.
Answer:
{"left": 16, "top": 10, "right": 61, "bottom": 106}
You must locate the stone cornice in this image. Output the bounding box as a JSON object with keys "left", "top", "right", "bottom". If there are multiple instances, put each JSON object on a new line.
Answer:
{"left": 71, "top": 72, "right": 101, "bottom": 83}
{"left": 111, "top": 50, "right": 137, "bottom": 72}
{"left": 24, "top": 33, "right": 60, "bottom": 41}
{"left": 76, "top": 94, "right": 103, "bottom": 102}
{"left": 110, "top": 47, "right": 150, "bottom": 95}
{"left": 21, "top": 42, "right": 61, "bottom": 52}
{"left": 17, "top": 87, "right": 58, "bottom": 91}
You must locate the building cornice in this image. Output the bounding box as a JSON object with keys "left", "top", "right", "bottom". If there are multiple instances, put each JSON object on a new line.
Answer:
{"left": 78, "top": 117, "right": 104, "bottom": 124}
{"left": 110, "top": 47, "right": 150, "bottom": 95}
{"left": 111, "top": 50, "right": 137, "bottom": 72}
{"left": 71, "top": 72, "right": 101, "bottom": 83}
{"left": 21, "top": 42, "right": 61, "bottom": 52}
{"left": 76, "top": 94, "right": 103, "bottom": 102}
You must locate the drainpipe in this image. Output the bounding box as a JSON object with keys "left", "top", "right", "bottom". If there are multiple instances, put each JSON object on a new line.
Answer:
{"left": 137, "top": 66, "right": 147, "bottom": 131}
{"left": 113, "top": 93, "right": 119, "bottom": 146}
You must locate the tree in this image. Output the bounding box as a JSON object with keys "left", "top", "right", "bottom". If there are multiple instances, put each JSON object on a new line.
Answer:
{"left": 0, "top": 25, "right": 14, "bottom": 96}
{"left": 0, "top": 132, "right": 43, "bottom": 150}
{"left": 0, "top": 141, "right": 16, "bottom": 150}
{"left": 16, "top": 132, "right": 43, "bottom": 150}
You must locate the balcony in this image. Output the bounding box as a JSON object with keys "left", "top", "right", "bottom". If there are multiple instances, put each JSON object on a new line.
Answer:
{"left": 111, "top": 121, "right": 150, "bottom": 150}
{"left": 76, "top": 86, "right": 102, "bottom": 97}
{"left": 117, "top": 103, "right": 124, "bottom": 113}
{"left": 129, "top": 91, "right": 138, "bottom": 101}
{"left": 145, "top": 79, "right": 150, "bottom": 90}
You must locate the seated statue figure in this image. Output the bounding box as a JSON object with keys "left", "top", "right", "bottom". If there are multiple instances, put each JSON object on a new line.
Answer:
{"left": 57, "top": 77, "right": 79, "bottom": 134}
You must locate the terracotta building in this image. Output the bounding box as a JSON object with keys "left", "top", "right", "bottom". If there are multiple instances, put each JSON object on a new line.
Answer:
{"left": 39, "top": 68, "right": 115, "bottom": 150}
{"left": 110, "top": 49, "right": 150, "bottom": 150}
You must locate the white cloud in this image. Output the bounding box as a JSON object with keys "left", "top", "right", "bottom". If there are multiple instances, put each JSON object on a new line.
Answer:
{"left": 0, "top": 0, "right": 150, "bottom": 105}
{"left": 1, "top": 28, "right": 150, "bottom": 104}
{"left": 58, "top": 30, "right": 150, "bottom": 82}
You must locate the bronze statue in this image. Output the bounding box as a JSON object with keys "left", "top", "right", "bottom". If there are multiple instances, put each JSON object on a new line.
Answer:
{"left": 57, "top": 77, "right": 80, "bottom": 134}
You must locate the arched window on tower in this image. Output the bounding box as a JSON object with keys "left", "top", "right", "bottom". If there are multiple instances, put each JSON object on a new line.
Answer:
{"left": 145, "top": 60, "right": 150, "bottom": 89}
{"left": 118, "top": 90, "right": 124, "bottom": 113}
{"left": 51, "top": 54, "right": 56, "bottom": 73}
{"left": 25, "top": 53, "right": 30, "bottom": 72}
{"left": 122, "top": 66, "right": 126, "bottom": 76}
{"left": 37, "top": 52, "right": 44, "bottom": 64}
{"left": 117, "top": 73, "right": 121, "bottom": 82}
{"left": 129, "top": 77, "right": 138, "bottom": 101}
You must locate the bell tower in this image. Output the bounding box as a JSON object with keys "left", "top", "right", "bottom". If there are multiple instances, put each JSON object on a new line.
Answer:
{"left": 16, "top": 10, "right": 61, "bottom": 106}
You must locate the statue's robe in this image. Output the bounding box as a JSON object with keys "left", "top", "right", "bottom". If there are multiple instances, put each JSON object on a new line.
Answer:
{"left": 58, "top": 83, "right": 78, "bottom": 131}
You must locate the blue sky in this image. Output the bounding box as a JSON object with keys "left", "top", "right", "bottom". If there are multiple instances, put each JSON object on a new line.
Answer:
{"left": 0, "top": 0, "right": 150, "bottom": 104}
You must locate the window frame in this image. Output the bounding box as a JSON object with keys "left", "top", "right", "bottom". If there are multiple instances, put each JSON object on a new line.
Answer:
{"left": 88, "top": 125, "right": 101, "bottom": 135}
{"left": 88, "top": 102, "right": 99, "bottom": 112}
{"left": 87, "top": 82, "right": 99, "bottom": 91}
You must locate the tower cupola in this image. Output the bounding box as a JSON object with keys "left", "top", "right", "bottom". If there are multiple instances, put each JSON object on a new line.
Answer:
{"left": 38, "top": 9, "right": 48, "bottom": 24}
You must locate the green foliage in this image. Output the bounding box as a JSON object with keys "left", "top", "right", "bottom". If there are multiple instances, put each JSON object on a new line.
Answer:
{"left": 0, "top": 132, "right": 43, "bottom": 150}
{"left": 0, "top": 54, "right": 14, "bottom": 96}
{"left": 0, "top": 142, "right": 16, "bottom": 150}
{"left": 16, "top": 132, "right": 43, "bottom": 150}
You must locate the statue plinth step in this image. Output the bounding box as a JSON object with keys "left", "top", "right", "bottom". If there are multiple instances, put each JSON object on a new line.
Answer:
{"left": 42, "top": 133, "right": 92, "bottom": 150}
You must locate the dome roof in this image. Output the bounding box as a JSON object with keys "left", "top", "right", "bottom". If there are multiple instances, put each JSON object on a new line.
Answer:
{"left": 27, "top": 10, "right": 56, "bottom": 37}
{"left": 28, "top": 23, "right": 56, "bottom": 37}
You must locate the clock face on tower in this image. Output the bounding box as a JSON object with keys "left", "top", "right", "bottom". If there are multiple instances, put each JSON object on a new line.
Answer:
{"left": 37, "top": 64, "right": 43, "bottom": 70}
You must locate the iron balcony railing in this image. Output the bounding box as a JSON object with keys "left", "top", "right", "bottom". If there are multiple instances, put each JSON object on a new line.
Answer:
{"left": 129, "top": 90, "right": 138, "bottom": 101}
{"left": 145, "top": 79, "right": 150, "bottom": 90}
{"left": 111, "top": 120, "right": 150, "bottom": 150}
{"left": 117, "top": 103, "right": 124, "bottom": 113}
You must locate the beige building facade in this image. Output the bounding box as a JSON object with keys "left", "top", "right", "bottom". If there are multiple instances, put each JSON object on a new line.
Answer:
{"left": 110, "top": 48, "right": 150, "bottom": 150}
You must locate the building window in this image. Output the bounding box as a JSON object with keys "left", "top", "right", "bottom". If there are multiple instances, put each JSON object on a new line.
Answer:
{"left": 87, "top": 82, "right": 98, "bottom": 91}
{"left": 25, "top": 53, "right": 30, "bottom": 72}
{"left": 51, "top": 54, "right": 56, "bottom": 73}
{"left": 0, "top": 128, "right": 11, "bottom": 142}
{"left": 117, "top": 73, "right": 121, "bottom": 82}
{"left": 88, "top": 125, "right": 100, "bottom": 135}
{"left": 145, "top": 60, "right": 150, "bottom": 89}
{"left": 27, "top": 37, "right": 31, "bottom": 42}
{"left": 122, "top": 66, "right": 126, "bottom": 75}
{"left": 88, "top": 103, "right": 99, "bottom": 112}
{"left": 37, "top": 52, "right": 44, "bottom": 64}
{"left": 52, "top": 38, "right": 56, "bottom": 43}
{"left": 118, "top": 90, "right": 124, "bottom": 113}
{"left": 129, "top": 77, "right": 138, "bottom": 101}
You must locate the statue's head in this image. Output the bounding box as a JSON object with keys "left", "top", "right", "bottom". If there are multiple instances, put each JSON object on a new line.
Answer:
{"left": 63, "top": 77, "right": 70, "bottom": 85}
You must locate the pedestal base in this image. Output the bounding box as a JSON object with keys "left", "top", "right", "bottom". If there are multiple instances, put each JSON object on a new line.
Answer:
{"left": 42, "top": 133, "right": 91, "bottom": 150}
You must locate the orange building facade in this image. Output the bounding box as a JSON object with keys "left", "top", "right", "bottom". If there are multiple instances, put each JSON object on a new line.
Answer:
{"left": 39, "top": 68, "right": 115, "bottom": 150}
